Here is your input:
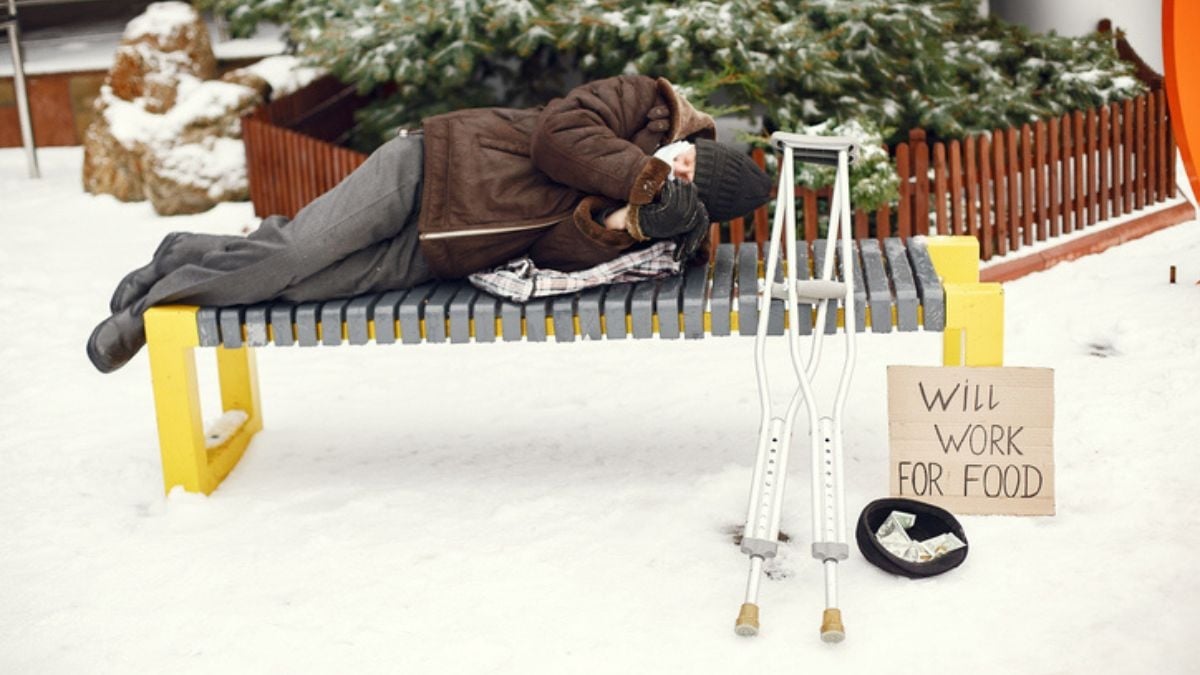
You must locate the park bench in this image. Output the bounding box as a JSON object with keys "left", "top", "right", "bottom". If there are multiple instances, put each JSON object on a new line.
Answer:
{"left": 143, "top": 234, "right": 1002, "bottom": 495}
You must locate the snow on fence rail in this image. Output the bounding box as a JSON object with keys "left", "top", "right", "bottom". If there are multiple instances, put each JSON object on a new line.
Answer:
{"left": 241, "top": 82, "right": 1177, "bottom": 263}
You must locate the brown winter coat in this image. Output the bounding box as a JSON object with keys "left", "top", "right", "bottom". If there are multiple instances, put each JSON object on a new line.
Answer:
{"left": 417, "top": 75, "right": 716, "bottom": 279}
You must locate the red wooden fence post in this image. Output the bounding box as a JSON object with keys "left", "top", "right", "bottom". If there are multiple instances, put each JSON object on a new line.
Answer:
{"left": 896, "top": 143, "right": 912, "bottom": 239}
{"left": 1147, "top": 93, "right": 1158, "bottom": 204}
{"left": 965, "top": 135, "right": 979, "bottom": 240}
{"left": 1006, "top": 127, "right": 1020, "bottom": 251}
{"left": 1086, "top": 108, "right": 1098, "bottom": 226}
{"left": 1154, "top": 91, "right": 1167, "bottom": 203}
{"left": 1165, "top": 90, "right": 1177, "bottom": 199}
{"left": 1099, "top": 106, "right": 1110, "bottom": 222}
{"left": 992, "top": 129, "right": 1008, "bottom": 256}
{"left": 1062, "top": 113, "right": 1075, "bottom": 234}
{"left": 979, "top": 133, "right": 994, "bottom": 259}
{"left": 1049, "top": 116, "right": 1061, "bottom": 237}
{"left": 1035, "top": 120, "right": 1048, "bottom": 241}
{"left": 1080, "top": 107, "right": 1089, "bottom": 228}
{"left": 934, "top": 142, "right": 948, "bottom": 234}
{"left": 1021, "top": 124, "right": 1034, "bottom": 246}
{"left": 1112, "top": 102, "right": 1124, "bottom": 215}
{"left": 1123, "top": 98, "right": 1134, "bottom": 212}
{"left": 803, "top": 187, "right": 818, "bottom": 243}
{"left": 949, "top": 139, "right": 964, "bottom": 235}
{"left": 911, "top": 129, "right": 930, "bottom": 235}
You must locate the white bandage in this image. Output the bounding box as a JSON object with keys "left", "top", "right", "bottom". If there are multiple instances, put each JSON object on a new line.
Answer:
{"left": 653, "top": 140, "right": 694, "bottom": 178}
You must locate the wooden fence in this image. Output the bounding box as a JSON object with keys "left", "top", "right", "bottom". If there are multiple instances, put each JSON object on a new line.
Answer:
{"left": 243, "top": 84, "right": 1178, "bottom": 263}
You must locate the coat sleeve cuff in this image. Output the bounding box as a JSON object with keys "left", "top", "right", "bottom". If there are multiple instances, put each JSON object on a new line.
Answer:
{"left": 574, "top": 197, "right": 637, "bottom": 249}
{"left": 628, "top": 157, "right": 670, "bottom": 205}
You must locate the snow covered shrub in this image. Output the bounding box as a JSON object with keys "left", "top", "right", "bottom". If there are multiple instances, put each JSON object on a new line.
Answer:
{"left": 198, "top": 0, "right": 1147, "bottom": 208}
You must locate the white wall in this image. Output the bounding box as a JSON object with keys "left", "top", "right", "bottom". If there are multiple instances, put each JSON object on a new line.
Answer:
{"left": 987, "top": 0, "right": 1162, "bottom": 74}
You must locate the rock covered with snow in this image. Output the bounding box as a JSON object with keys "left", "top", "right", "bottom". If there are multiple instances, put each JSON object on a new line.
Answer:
{"left": 108, "top": 1, "right": 217, "bottom": 115}
{"left": 83, "top": 3, "right": 325, "bottom": 216}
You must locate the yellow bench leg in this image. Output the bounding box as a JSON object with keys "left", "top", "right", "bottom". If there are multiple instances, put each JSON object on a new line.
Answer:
{"left": 926, "top": 236, "right": 1005, "bottom": 367}
{"left": 145, "top": 306, "right": 262, "bottom": 495}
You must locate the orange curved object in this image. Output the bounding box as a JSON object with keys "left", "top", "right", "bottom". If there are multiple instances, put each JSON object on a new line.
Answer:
{"left": 1165, "top": 0, "right": 1200, "bottom": 200}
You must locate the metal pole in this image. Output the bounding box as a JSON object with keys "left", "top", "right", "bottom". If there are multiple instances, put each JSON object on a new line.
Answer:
{"left": 5, "top": 0, "right": 40, "bottom": 178}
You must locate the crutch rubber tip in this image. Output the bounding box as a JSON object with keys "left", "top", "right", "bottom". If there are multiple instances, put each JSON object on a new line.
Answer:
{"left": 820, "top": 608, "right": 845, "bottom": 643}
{"left": 734, "top": 603, "right": 760, "bottom": 637}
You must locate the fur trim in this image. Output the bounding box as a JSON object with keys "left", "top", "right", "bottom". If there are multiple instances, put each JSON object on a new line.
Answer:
{"left": 655, "top": 77, "right": 717, "bottom": 143}
{"left": 628, "top": 156, "right": 672, "bottom": 205}
{"left": 573, "top": 197, "right": 638, "bottom": 248}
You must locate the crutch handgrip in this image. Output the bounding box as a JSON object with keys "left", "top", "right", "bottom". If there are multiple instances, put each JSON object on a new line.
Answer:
{"left": 792, "top": 279, "right": 848, "bottom": 300}
{"left": 820, "top": 608, "right": 845, "bottom": 643}
{"left": 735, "top": 603, "right": 760, "bottom": 637}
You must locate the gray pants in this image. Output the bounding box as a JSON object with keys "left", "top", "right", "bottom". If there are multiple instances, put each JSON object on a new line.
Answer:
{"left": 129, "top": 135, "right": 432, "bottom": 316}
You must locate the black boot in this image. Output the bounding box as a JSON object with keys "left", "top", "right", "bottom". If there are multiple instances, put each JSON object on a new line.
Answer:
{"left": 86, "top": 308, "right": 146, "bottom": 374}
{"left": 109, "top": 233, "right": 182, "bottom": 314}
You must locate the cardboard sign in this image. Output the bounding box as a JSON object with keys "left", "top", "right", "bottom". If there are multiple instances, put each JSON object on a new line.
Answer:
{"left": 887, "top": 366, "right": 1055, "bottom": 516}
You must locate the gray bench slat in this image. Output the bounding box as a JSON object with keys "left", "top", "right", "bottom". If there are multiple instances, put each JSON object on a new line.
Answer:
{"left": 472, "top": 292, "right": 500, "bottom": 343}
{"left": 710, "top": 244, "right": 736, "bottom": 336}
{"left": 244, "top": 303, "right": 271, "bottom": 346}
{"left": 603, "top": 282, "right": 634, "bottom": 340}
{"left": 884, "top": 237, "right": 919, "bottom": 332}
{"left": 399, "top": 283, "right": 437, "bottom": 345}
{"left": 501, "top": 301, "right": 523, "bottom": 341}
{"left": 577, "top": 286, "right": 606, "bottom": 340}
{"left": 767, "top": 253, "right": 786, "bottom": 337}
{"left": 449, "top": 286, "right": 479, "bottom": 344}
{"left": 630, "top": 280, "right": 657, "bottom": 339}
{"left": 849, "top": 241, "right": 868, "bottom": 333}
{"left": 372, "top": 290, "right": 409, "bottom": 344}
{"left": 524, "top": 297, "right": 551, "bottom": 342}
{"left": 812, "top": 240, "right": 840, "bottom": 335}
{"left": 790, "top": 241, "right": 813, "bottom": 337}
{"left": 423, "top": 284, "right": 460, "bottom": 344}
{"left": 198, "top": 307, "right": 221, "bottom": 347}
{"left": 656, "top": 274, "right": 684, "bottom": 339}
{"left": 346, "top": 294, "right": 381, "bottom": 345}
{"left": 682, "top": 263, "right": 709, "bottom": 339}
{"left": 552, "top": 294, "right": 577, "bottom": 343}
{"left": 859, "top": 239, "right": 894, "bottom": 334}
{"left": 737, "top": 244, "right": 759, "bottom": 335}
{"left": 907, "top": 238, "right": 945, "bottom": 331}
{"left": 295, "top": 302, "right": 322, "bottom": 346}
{"left": 219, "top": 306, "right": 246, "bottom": 348}
{"left": 268, "top": 302, "right": 296, "bottom": 346}
{"left": 320, "top": 298, "right": 350, "bottom": 346}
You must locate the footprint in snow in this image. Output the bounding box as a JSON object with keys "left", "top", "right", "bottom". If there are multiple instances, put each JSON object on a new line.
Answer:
{"left": 1086, "top": 338, "right": 1121, "bottom": 358}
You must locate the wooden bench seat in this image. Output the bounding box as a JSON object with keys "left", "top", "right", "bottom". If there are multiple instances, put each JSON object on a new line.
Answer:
{"left": 143, "top": 235, "right": 1003, "bottom": 495}
{"left": 194, "top": 238, "right": 946, "bottom": 349}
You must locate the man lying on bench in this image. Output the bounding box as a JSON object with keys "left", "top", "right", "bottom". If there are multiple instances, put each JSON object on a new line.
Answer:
{"left": 87, "top": 74, "right": 773, "bottom": 373}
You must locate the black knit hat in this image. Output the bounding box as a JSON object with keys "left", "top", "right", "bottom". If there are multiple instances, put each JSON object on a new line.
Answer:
{"left": 691, "top": 139, "right": 773, "bottom": 222}
{"left": 855, "top": 498, "right": 969, "bottom": 578}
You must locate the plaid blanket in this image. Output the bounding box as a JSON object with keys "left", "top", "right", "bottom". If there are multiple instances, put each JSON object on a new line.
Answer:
{"left": 467, "top": 241, "right": 683, "bottom": 302}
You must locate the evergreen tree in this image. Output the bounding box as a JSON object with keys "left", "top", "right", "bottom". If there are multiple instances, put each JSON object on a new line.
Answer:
{"left": 198, "top": 0, "right": 1146, "bottom": 210}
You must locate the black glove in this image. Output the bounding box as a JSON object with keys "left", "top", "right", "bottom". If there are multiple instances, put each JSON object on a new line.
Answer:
{"left": 637, "top": 179, "right": 707, "bottom": 239}
{"left": 671, "top": 206, "right": 710, "bottom": 262}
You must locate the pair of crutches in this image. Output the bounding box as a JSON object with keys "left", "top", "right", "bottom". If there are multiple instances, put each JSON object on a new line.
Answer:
{"left": 735, "top": 133, "right": 859, "bottom": 642}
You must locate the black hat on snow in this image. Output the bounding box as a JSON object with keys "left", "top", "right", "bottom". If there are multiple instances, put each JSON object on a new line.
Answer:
{"left": 691, "top": 139, "right": 773, "bottom": 222}
{"left": 855, "top": 498, "right": 969, "bottom": 578}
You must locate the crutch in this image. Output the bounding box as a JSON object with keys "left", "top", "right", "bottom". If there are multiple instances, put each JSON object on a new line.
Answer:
{"left": 734, "top": 133, "right": 859, "bottom": 642}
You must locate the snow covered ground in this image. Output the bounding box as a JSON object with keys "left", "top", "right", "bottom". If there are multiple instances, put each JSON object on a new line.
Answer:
{"left": 2, "top": 147, "right": 1199, "bottom": 673}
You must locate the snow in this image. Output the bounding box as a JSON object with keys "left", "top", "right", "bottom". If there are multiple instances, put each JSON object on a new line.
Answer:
{"left": 123, "top": 1, "right": 198, "bottom": 41}
{"left": 2, "top": 146, "right": 1200, "bottom": 673}
{"left": 237, "top": 55, "right": 325, "bottom": 99}
{"left": 153, "top": 136, "right": 247, "bottom": 196}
